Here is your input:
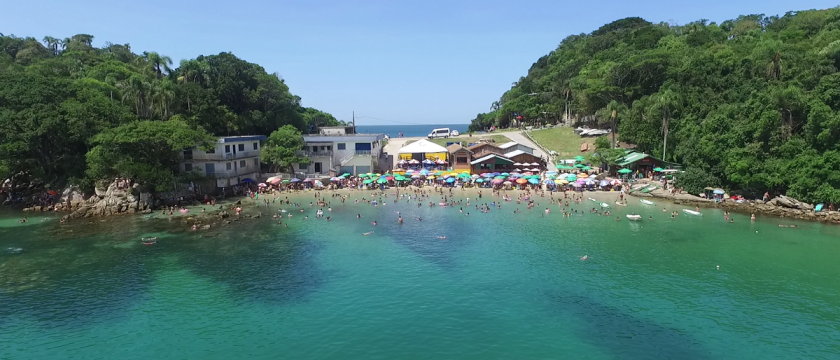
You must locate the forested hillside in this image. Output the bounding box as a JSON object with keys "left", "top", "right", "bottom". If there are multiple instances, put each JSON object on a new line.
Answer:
{"left": 0, "top": 33, "right": 340, "bottom": 189}
{"left": 470, "top": 8, "right": 840, "bottom": 202}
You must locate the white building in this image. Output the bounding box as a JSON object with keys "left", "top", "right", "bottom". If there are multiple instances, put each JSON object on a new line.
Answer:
{"left": 293, "top": 128, "right": 387, "bottom": 177}
{"left": 179, "top": 135, "right": 267, "bottom": 189}
{"left": 498, "top": 141, "right": 535, "bottom": 155}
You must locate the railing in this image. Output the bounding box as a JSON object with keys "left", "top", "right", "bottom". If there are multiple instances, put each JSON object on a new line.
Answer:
{"left": 206, "top": 167, "right": 259, "bottom": 178}
{"left": 355, "top": 150, "right": 372, "bottom": 156}
{"left": 189, "top": 151, "right": 260, "bottom": 161}
{"left": 296, "top": 150, "right": 333, "bottom": 157}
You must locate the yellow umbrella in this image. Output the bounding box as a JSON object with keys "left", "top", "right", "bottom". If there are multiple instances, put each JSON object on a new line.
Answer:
{"left": 559, "top": 179, "right": 569, "bottom": 184}
{"left": 448, "top": 172, "right": 458, "bottom": 176}
{"left": 427, "top": 175, "right": 435, "bottom": 179}
{"left": 461, "top": 170, "right": 470, "bottom": 173}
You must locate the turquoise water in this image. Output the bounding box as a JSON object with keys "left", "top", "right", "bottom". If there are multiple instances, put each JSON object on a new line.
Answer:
{"left": 1, "top": 192, "right": 839, "bottom": 359}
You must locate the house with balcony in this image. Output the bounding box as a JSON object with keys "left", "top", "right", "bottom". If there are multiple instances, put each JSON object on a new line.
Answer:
{"left": 292, "top": 131, "right": 387, "bottom": 177}
{"left": 179, "top": 135, "right": 267, "bottom": 189}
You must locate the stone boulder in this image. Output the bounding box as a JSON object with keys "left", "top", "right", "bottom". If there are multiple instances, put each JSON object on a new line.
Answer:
{"left": 66, "top": 181, "right": 150, "bottom": 219}
{"left": 770, "top": 195, "right": 814, "bottom": 211}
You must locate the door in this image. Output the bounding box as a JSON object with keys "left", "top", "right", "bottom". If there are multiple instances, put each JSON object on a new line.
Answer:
{"left": 205, "top": 163, "right": 215, "bottom": 176}
{"left": 314, "top": 162, "right": 322, "bottom": 173}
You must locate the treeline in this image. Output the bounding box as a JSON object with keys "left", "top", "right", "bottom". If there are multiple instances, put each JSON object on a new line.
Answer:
{"left": 470, "top": 7, "right": 840, "bottom": 203}
{"left": 0, "top": 33, "right": 341, "bottom": 191}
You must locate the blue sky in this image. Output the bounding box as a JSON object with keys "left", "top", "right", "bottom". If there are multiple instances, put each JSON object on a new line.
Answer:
{"left": 2, "top": 0, "right": 838, "bottom": 125}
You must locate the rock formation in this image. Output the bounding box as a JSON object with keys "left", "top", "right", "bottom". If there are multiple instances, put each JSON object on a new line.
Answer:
{"left": 64, "top": 182, "right": 150, "bottom": 219}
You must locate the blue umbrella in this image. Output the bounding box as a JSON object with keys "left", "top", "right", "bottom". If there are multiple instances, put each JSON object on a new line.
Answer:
{"left": 599, "top": 180, "right": 609, "bottom": 187}
{"left": 446, "top": 177, "right": 456, "bottom": 183}
{"left": 543, "top": 179, "right": 554, "bottom": 184}
{"left": 713, "top": 189, "right": 725, "bottom": 194}
{"left": 290, "top": 178, "right": 301, "bottom": 183}
{"left": 475, "top": 179, "right": 484, "bottom": 183}
{"left": 528, "top": 178, "right": 539, "bottom": 184}
{"left": 492, "top": 172, "right": 501, "bottom": 177}
{"left": 241, "top": 178, "right": 255, "bottom": 183}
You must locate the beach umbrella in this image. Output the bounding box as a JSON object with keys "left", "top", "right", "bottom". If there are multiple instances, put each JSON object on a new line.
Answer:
{"left": 266, "top": 176, "right": 280, "bottom": 182}
{"left": 471, "top": 174, "right": 480, "bottom": 178}
{"left": 566, "top": 175, "right": 577, "bottom": 181}
{"left": 281, "top": 179, "right": 290, "bottom": 184}
{"left": 419, "top": 169, "right": 430, "bottom": 175}
{"left": 446, "top": 177, "right": 456, "bottom": 183}
{"left": 573, "top": 182, "right": 583, "bottom": 187}
{"left": 618, "top": 168, "right": 632, "bottom": 174}
{"left": 713, "top": 189, "right": 725, "bottom": 195}
{"left": 555, "top": 179, "right": 567, "bottom": 184}
{"left": 241, "top": 178, "right": 255, "bottom": 183}
{"left": 405, "top": 169, "right": 414, "bottom": 173}
{"left": 363, "top": 179, "right": 373, "bottom": 184}
{"left": 427, "top": 175, "right": 436, "bottom": 179}
{"left": 600, "top": 180, "right": 610, "bottom": 187}
{"left": 394, "top": 175, "right": 406, "bottom": 181}
{"left": 303, "top": 178, "right": 313, "bottom": 182}
{"left": 545, "top": 171, "right": 557, "bottom": 176}
{"left": 574, "top": 156, "right": 585, "bottom": 162}
{"left": 290, "top": 178, "right": 301, "bottom": 183}
{"left": 258, "top": 183, "right": 267, "bottom": 187}
{"left": 513, "top": 162, "right": 523, "bottom": 166}
{"left": 589, "top": 174, "right": 598, "bottom": 178}
{"left": 544, "top": 179, "right": 555, "bottom": 184}
{"left": 492, "top": 178, "right": 504, "bottom": 184}
{"left": 475, "top": 178, "right": 484, "bottom": 183}
{"left": 501, "top": 172, "right": 510, "bottom": 176}
{"left": 581, "top": 166, "right": 592, "bottom": 171}
{"left": 411, "top": 175, "right": 421, "bottom": 179}
{"left": 516, "top": 178, "right": 528, "bottom": 184}
{"left": 528, "top": 178, "right": 539, "bottom": 184}
{"left": 492, "top": 172, "right": 501, "bottom": 176}
{"left": 358, "top": 174, "right": 368, "bottom": 178}
{"left": 377, "top": 178, "right": 387, "bottom": 184}
{"left": 386, "top": 176, "right": 394, "bottom": 181}
{"left": 654, "top": 167, "right": 664, "bottom": 172}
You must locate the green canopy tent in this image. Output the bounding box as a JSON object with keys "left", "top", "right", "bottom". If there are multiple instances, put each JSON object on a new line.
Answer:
{"left": 362, "top": 179, "right": 373, "bottom": 184}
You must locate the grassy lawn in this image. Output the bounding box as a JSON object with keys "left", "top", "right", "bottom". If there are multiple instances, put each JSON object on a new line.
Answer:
{"left": 527, "top": 127, "right": 596, "bottom": 159}
{"left": 406, "top": 134, "right": 511, "bottom": 147}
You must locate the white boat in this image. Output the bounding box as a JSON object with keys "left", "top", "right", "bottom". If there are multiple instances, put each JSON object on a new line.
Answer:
{"left": 640, "top": 199, "right": 655, "bottom": 205}
{"left": 588, "top": 197, "right": 598, "bottom": 202}
{"left": 683, "top": 209, "right": 702, "bottom": 216}
{"left": 626, "top": 214, "right": 642, "bottom": 221}
{"left": 600, "top": 202, "right": 610, "bottom": 208}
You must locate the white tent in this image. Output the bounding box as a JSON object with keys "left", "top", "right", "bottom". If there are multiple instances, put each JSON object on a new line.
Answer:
{"left": 398, "top": 139, "right": 448, "bottom": 154}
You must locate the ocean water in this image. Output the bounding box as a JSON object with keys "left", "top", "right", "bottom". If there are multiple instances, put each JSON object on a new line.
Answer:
{"left": 355, "top": 124, "right": 470, "bottom": 138}
{"left": 1, "top": 191, "right": 839, "bottom": 360}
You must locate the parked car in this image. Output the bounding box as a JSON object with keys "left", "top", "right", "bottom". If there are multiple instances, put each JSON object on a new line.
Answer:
{"left": 427, "top": 128, "right": 451, "bottom": 139}
{"left": 451, "top": 130, "right": 460, "bottom": 136}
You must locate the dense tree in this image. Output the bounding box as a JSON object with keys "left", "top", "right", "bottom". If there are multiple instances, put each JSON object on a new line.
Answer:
{"left": 260, "top": 125, "right": 309, "bottom": 175}
{"left": 0, "top": 32, "right": 335, "bottom": 192}
{"left": 470, "top": 7, "right": 840, "bottom": 203}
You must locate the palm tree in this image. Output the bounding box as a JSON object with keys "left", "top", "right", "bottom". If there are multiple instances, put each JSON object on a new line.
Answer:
{"left": 143, "top": 51, "right": 173, "bottom": 79}
{"left": 70, "top": 34, "right": 94, "bottom": 47}
{"left": 654, "top": 89, "right": 680, "bottom": 162}
{"left": 605, "top": 100, "right": 621, "bottom": 148}
{"left": 772, "top": 86, "right": 802, "bottom": 138}
{"left": 41, "top": 36, "right": 59, "bottom": 55}
{"left": 118, "top": 76, "right": 151, "bottom": 118}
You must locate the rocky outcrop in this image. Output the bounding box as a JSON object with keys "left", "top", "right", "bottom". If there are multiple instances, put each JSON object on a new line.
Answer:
{"left": 769, "top": 195, "right": 814, "bottom": 210}
{"left": 64, "top": 182, "right": 150, "bottom": 219}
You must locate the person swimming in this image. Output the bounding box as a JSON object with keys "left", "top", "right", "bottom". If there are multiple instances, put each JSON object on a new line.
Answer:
{"left": 437, "top": 236, "right": 446, "bottom": 239}
{"left": 371, "top": 221, "right": 377, "bottom": 226}
{"left": 363, "top": 231, "right": 374, "bottom": 236}
{"left": 580, "top": 255, "right": 589, "bottom": 261}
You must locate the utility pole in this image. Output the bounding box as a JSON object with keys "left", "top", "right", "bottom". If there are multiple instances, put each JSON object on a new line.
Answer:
{"left": 352, "top": 111, "right": 355, "bottom": 129}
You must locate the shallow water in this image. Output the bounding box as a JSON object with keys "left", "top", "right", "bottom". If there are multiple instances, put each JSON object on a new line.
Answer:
{"left": 1, "top": 192, "right": 839, "bottom": 359}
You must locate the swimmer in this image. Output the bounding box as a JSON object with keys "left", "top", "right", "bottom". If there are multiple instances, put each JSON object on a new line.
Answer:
{"left": 437, "top": 236, "right": 446, "bottom": 239}
{"left": 371, "top": 221, "right": 377, "bottom": 226}
{"left": 363, "top": 231, "right": 374, "bottom": 236}
{"left": 357, "top": 214, "right": 361, "bottom": 218}
{"left": 616, "top": 216, "right": 620, "bottom": 221}
{"left": 580, "top": 255, "right": 589, "bottom": 261}
{"left": 398, "top": 216, "right": 403, "bottom": 224}
{"left": 750, "top": 213, "right": 756, "bottom": 221}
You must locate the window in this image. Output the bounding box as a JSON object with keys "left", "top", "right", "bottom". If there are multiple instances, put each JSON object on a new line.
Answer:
{"left": 239, "top": 160, "right": 246, "bottom": 168}
{"left": 457, "top": 157, "right": 468, "bottom": 164}
{"left": 184, "top": 163, "right": 193, "bottom": 172}
{"left": 337, "top": 143, "right": 346, "bottom": 150}
{"left": 238, "top": 144, "right": 245, "bottom": 152}
{"left": 253, "top": 158, "right": 258, "bottom": 166}
{"left": 226, "top": 162, "right": 232, "bottom": 170}
{"left": 327, "top": 146, "right": 332, "bottom": 151}
{"left": 253, "top": 142, "right": 258, "bottom": 150}
{"left": 299, "top": 163, "right": 309, "bottom": 170}
{"left": 225, "top": 145, "right": 231, "bottom": 153}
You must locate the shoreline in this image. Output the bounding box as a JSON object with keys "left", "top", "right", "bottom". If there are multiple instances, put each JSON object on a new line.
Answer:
{"left": 629, "top": 187, "right": 836, "bottom": 223}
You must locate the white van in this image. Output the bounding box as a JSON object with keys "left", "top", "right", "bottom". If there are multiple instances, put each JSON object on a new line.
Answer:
{"left": 427, "top": 128, "right": 451, "bottom": 139}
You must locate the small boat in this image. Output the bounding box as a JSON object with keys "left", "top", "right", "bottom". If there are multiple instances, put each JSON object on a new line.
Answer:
{"left": 600, "top": 202, "right": 610, "bottom": 208}
{"left": 682, "top": 209, "right": 702, "bottom": 216}
{"left": 626, "top": 214, "right": 642, "bottom": 221}
{"left": 631, "top": 183, "right": 649, "bottom": 190}
{"left": 641, "top": 185, "right": 658, "bottom": 193}
{"left": 588, "top": 197, "right": 598, "bottom": 202}
{"left": 640, "top": 199, "right": 655, "bottom": 205}
{"left": 614, "top": 201, "right": 627, "bottom": 207}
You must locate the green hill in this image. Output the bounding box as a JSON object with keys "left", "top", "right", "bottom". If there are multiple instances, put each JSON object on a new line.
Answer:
{"left": 470, "top": 8, "right": 840, "bottom": 202}
{"left": 0, "top": 33, "right": 340, "bottom": 189}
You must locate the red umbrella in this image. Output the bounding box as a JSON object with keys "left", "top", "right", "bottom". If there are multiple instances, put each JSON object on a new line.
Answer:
{"left": 47, "top": 190, "right": 58, "bottom": 195}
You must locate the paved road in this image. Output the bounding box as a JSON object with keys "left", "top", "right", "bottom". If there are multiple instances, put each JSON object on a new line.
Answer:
{"left": 383, "top": 131, "right": 552, "bottom": 169}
